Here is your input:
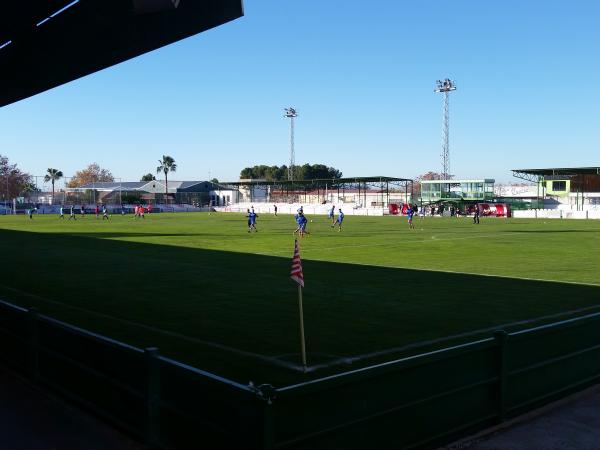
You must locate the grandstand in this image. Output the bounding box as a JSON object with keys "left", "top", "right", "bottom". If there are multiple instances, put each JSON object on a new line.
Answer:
{"left": 221, "top": 176, "right": 414, "bottom": 215}
{"left": 512, "top": 167, "right": 600, "bottom": 212}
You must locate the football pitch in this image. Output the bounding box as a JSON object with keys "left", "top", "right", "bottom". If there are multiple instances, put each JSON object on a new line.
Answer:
{"left": 1, "top": 212, "right": 599, "bottom": 386}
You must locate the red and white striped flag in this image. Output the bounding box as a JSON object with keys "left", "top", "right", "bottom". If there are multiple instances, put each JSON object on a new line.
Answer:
{"left": 290, "top": 239, "right": 304, "bottom": 288}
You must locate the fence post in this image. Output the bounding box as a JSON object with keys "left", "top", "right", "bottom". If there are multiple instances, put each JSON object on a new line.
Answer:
{"left": 494, "top": 330, "right": 508, "bottom": 422}
{"left": 27, "top": 307, "right": 39, "bottom": 381}
{"left": 145, "top": 347, "right": 161, "bottom": 449}
{"left": 257, "top": 384, "right": 276, "bottom": 450}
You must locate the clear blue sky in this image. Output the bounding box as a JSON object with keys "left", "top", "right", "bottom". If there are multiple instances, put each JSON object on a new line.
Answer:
{"left": 1, "top": 0, "right": 599, "bottom": 184}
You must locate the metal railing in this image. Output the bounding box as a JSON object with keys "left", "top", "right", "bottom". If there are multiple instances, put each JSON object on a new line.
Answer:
{"left": 1, "top": 298, "right": 600, "bottom": 449}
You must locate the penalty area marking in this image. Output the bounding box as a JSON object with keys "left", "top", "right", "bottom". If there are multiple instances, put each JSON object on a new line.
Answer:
{"left": 0, "top": 284, "right": 304, "bottom": 372}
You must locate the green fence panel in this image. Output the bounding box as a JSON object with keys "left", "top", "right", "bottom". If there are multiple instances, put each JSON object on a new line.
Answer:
{"left": 0, "top": 327, "right": 27, "bottom": 371}
{"left": 0, "top": 300, "right": 28, "bottom": 339}
{"left": 4, "top": 298, "right": 600, "bottom": 450}
{"left": 37, "top": 316, "right": 146, "bottom": 389}
{"left": 157, "top": 357, "right": 264, "bottom": 450}
{"left": 274, "top": 339, "right": 499, "bottom": 449}
{"left": 0, "top": 300, "right": 28, "bottom": 371}
{"left": 36, "top": 317, "right": 147, "bottom": 435}
{"left": 508, "top": 314, "right": 600, "bottom": 370}
{"left": 507, "top": 313, "right": 600, "bottom": 414}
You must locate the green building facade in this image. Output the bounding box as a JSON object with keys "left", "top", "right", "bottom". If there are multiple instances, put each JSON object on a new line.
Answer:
{"left": 539, "top": 178, "right": 571, "bottom": 197}
{"left": 420, "top": 179, "right": 495, "bottom": 204}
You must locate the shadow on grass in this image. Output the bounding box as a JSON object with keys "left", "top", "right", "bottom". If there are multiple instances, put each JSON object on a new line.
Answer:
{"left": 2, "top": 228, "right": 600, "bottom": 386}
{"left": 70, "top": 232, "right": 223, "bottom": 238}
{"left": 503, "top": 229, "right": 600, "bottom": 234}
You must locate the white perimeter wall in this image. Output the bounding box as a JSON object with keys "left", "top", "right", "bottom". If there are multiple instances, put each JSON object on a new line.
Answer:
{"left": 215, "top": 202, "right": 385, "bottom": 216}
{"left": 513, "top": 210, "right": 600, "bottom": 220}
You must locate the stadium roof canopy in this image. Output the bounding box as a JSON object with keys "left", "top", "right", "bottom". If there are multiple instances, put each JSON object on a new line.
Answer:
{"left": 225, "top": 176, "right": 413, "bottom": 187}
{"left": 67, "top": 180, "right": 230, "bottom": 193}
{"left": 512, "top": 167, "right": 600, "bottom": 182}
{"left": 0, "top": 0, "right": 243, "bottom": 108}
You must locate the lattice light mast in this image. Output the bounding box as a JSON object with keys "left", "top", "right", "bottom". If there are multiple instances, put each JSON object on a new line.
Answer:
{"left": 284, "top": 107, "right": 298, "bottom": 181}
{"left": 434, "top": 79, "right": 456, "bottom": 180}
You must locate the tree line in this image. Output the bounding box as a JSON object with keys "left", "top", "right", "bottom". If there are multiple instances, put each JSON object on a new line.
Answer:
{"left": 239, "top": 163, "right": 342, "bottom": 181}
{"left": 0, "top": 154, "right": 179, "bottom": 203}
{"left": 2, "top": 151, "right": 447, "bottom": 203}
{"left": 0, "top": 155, "right": 36, "bottom": 199}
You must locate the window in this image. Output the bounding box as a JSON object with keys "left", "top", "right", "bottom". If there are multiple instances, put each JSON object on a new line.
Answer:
{"left": 552, "top": 181, "right": 567, "bottom": 191}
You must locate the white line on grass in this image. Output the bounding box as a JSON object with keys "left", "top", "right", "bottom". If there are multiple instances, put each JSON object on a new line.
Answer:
{"left": 0, "top": 284, "right": 304, "bottom": 372}
{"left": 252, "top": 233, "right": 600, "bottom": 287}
{"left": 304, "top": 303, "right": 600, "bottom": 372}
{"left": 258, "top": 231, "right": 510, "bottom": 256}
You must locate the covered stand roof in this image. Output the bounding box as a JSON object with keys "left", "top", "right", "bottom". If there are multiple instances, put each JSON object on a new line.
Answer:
{"left": 66, "top": 180, "right": 232, "bottom": 193}
{"left": 225, "top": 176, "right": 413, "bottom": 188}
{"left": 0, "top": 0, "right": 243, "bottom": 107}
{"left": 512, "top": 167, "right": 600, "bottom": 182}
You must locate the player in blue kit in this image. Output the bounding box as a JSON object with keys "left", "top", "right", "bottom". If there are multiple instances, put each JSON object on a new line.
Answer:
{"left": 293, "top": 212, "right": 304, "bottom": 236}
{"left": 331, "top": 209, "right": 344, "bottom": 232}
{"left": 293, "top": 212, "right": 310, "bottom": 237}
{"left": 328, "top": 204, "right": 336, "bottom": 224}
{"left": 247, "top": 210, "right": 258, "bottom": 232}
{"left": 299, "top": 214, "right": 310, "bottom": 237}
{"left": 407, "top": 206, "right": 415, "bottom": 229}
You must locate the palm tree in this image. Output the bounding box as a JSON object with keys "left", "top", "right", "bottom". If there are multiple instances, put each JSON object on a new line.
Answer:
{"left": 156, "top": 156, "right": 177, "bottom": 204}
{"left": 44, "top": 168, "right": 63, "bottom": 204}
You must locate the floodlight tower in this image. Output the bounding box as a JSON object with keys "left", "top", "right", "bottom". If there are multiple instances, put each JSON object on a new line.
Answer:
{"left": 284, "top": 107, "right": 298, "bottom": 181}
{"left": 434, "top": 79, "right": 456, "bottom": 180}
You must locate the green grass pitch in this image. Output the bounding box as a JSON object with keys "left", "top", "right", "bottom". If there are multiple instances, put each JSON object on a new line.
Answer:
{"left": 1, "top": 211, "right": 599, "bottom": 386}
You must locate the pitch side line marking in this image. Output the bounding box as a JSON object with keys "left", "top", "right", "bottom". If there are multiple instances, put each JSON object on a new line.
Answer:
{"left": 327, "top": 262, "right": 600, "bottom": 288}
{"left": 0, "top": 284, "right": 303, "bottom": 371}
{"left": 252, "top": 233, "right": 600, "bottom": 288}
{"left": 304, "top": 303, "right": 600, "bottom": 372}
{"left": 259, "top": 232, "right": 511, "bottom": 255}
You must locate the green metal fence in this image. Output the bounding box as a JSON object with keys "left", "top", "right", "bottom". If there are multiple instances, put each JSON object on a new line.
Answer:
{"left": 0, "top": 300, "right": 270, "bottom": 450}
{"left": 1, "top": 298, "right": 600, "bottom": 450}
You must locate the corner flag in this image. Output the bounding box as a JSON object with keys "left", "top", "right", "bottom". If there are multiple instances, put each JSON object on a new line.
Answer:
{"left": 290, "top": 239, "right": 307, "bottom": 371}
{"left": 290, "top": 239, "right": 304, "bottom": 288}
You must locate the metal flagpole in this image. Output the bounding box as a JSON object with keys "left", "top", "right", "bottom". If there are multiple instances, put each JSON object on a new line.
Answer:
{"left": 290, "top": 239, "right": 307, "bottom": 371}
{"left": 298, "top": 284, "right": 307, "bottom": 371}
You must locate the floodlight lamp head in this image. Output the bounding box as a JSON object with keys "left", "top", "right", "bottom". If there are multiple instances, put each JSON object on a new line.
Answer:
{"left": 284, "top": 107, "right": 298, "bottom": 118}
{"left": 434, "top": 78, "right": 456, "bottom": 93}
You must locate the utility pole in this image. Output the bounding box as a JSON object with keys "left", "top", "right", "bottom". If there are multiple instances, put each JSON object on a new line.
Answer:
{"left": 284, "top": 107, "right": 298, "bottom": 182}
{"left": 434, "top": 79, "right": 456, "bottom": 180}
